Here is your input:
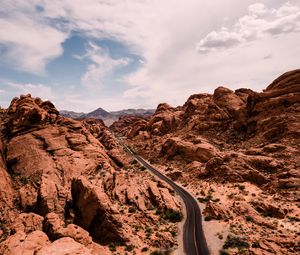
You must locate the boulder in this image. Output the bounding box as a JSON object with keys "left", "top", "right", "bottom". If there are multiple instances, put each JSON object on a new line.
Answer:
{"left": 12, "top": 213, "right": 44, "bottom": 234}
{"left": 19, "top": 185, "right": 38, "bottom": 211}
{"left": 37, "top": 175, "right": 67, "bottom": 216}
{"left": 0, "top": 230, "right": 50, "bottom": 255}
{"left": 213, "top": 86, "right": 244, "bottom": 114}
{"left": 71, "top": 176, "right": 125, "bottom": 244}
{"left": 203, "top": 201, "right": 232, "bottom": 220}
{"left": 36, "top": 237, "right": 92, "bottom": 255}
{"left": 5, "top": 94, "right": 59, "bottom": 136}
{"left": 43, "top": 213, "right": 110, "bottom": 254}
{"left": 161, "top": 137, "right": 219, "bottom": 162}
{"left": 43, "top": 212, "right": 93, "bottom": 246}
{"left": 251, "top": 201, "right": 285, "bottom": 219}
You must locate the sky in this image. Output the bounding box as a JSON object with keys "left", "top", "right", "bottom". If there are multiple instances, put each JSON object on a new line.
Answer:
{"left": 0, "top": 0, "right": 299, "bottom": 112}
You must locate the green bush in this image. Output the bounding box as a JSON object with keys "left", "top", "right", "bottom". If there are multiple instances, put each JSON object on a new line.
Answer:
{"left": 131, "top": 159, "right": 138, "bottom": 165}
{"left": 161, "top": 209, "right": 183, "bottom": 222}
{"left": 125, "top": 245, "right": 135, "bottom": 251}
{"left": 141, "top": 247, "right": 149, "bottom": 252}
{"left": 170, "top": 231, "right": 177, "bottom": 237}
{"left": 109, "top": 243, "right": 116, "bottom": 251}
{"left": 219, "top": 249, "right": 230, "bottom": 255}
{"left": 128, "top": 206, "right": 136, "bottom": 213}
{"left": 287, "top": 216, "right": 300, "bottom": 222}
{"left": 245, "top": 215, "right": 253, "bottom": 222}
{"left": 197, "top": 194, "right": 213, "bottom": 203}
{"left": 223, "top": 235, "right": 249, "bottom": 249}
{"left": 204, "top": 215, "right": 212, "bottom": 221}
{"left": 150, "top": 251, "right": 163, "bottom": 255}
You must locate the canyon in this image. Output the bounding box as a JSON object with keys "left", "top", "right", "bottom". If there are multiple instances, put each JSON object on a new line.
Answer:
{"left": 0, "top": 69, "right": 299, "bottom": 255}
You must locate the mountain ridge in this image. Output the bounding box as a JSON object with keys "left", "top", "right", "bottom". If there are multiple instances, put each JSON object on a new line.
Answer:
{"left": 60, "top": 107, "right": 155, "bottom": 126}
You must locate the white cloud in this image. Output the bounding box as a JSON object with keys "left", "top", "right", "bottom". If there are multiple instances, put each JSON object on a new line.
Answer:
{"left": 0, "top": 2, "right": 68, "bottom": 73}
{"left": 80, "top": 42, "right": 130, "bottom": 88}
{"left": 248, "top": 3, "right": 268, "bottom": 15}
{"left": 1, "top": 0, "right": 300, "bottom": 111}
{"left": 197, "top": 2, "right": 300, "bottom": 53}
{"left": 7, "top": 82, "right": 56, "bottom": 101}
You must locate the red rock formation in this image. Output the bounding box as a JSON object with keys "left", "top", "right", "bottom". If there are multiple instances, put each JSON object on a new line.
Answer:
{"left": 161, "top": 137, "right": 219, "bottom": 162}
{"left": 112, "top": 70, "right": 300, "bottom": 255}
{"left": 0, "top": 94, "right": 181, "bottom": 254}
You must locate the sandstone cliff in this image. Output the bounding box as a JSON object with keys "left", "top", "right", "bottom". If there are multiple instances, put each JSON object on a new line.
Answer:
{"left": 112, "top": 70, "right": 300, "bottom": 255}
{"left": 0, "top": 95, "right": 181, "bottom": 254}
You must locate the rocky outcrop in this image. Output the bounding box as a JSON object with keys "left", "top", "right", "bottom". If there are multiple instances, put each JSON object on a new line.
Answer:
{"left": 110, "top": 115, "right": 148, "bottom": 137}
{"left": 82, "top": 118, "right": 130, "bottom": 167}
{"left": 12, "top": 213, "right": 44, "bottom": 234}
{"left": 0, "top": 230, "right": 50, "bottom": 255}
{"left": 161, "top": 137, "right": 219, "bottom": 162}
{"left": 203, "top": 201, "right": 232, "bottom": 220}
{"left": 71, "top": 176, "right": 125, "bottom": 244}
{"left": 235, "top": 70, "right": 300, "bottom": 142}
{"left": 36, "top": 237, "right": 93, "bottom": 255}
{"left": 0, "top": 140, "right": 15, "bottom": 227}
{"left": 0, "top": 94, "right": 180, "bottom": 253}
{"left": 5, "top": 95, "right": 59, "bottom": 137}
{"left": 110, "top": 70, "right": 300, "bottom": 255}
{"left": 213, "top": 86, "right": 244, "bottom": 114}
{"left": 43, "top": 212, "right": 99, "bottom": 249}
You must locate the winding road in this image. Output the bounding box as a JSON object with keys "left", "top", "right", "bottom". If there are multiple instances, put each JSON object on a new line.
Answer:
{"left": 122, "top": 144, "right": 210, "bottom": 255}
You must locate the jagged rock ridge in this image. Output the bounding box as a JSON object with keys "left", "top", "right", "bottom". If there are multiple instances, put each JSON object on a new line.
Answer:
{"left": 0, "top": 95, "right": 181, "bottom": 254}
{"left": 111, "top": 70, "right": 300, "bottom": 255}
{"left": 60, "top": 107, "right": 155, "bottom": 126}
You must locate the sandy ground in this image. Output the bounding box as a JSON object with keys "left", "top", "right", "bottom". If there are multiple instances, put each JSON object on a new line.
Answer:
{"left": 146, "top": 161, "right": 229, "bottom": 255}
{"left": 199, "top": 202, "right": 228, "bottom": 255}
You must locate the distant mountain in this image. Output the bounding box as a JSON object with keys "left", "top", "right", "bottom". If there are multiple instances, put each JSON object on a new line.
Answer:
{"left": 59, "top": 110, "right": 85, "bottom": 119}
{"left": 81, "top": 108, "right": 111, "bottom": 119}
{"left": 60, "top": 107, "right": 155, "bottom": 126}
{"left": 110, "top": 109, "right": 155, "bottom": 117}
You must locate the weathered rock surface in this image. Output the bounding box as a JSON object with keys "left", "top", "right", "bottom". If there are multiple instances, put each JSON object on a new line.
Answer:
{"left": 0, "top": 94, "right": 181, "bottom": 254}
{"left": 36, "top": 237, "right": 93, "bottom": 255}
{"left": 161, "top": 137, "right": 219, "bottom": 162}
{"left": 71, "top": 176, "right": 125, "bottom": 244}
{"left": 0, "top": 230, "right": 50, "bottom": 255}
{"left": 112, "top": 70, "right": 300, "bottom": 255}
{"left": 213, "top": 86, "right": 244, "bottom": 114}
{"left": 12, "top": 213, "right": 44, "bottom": 234}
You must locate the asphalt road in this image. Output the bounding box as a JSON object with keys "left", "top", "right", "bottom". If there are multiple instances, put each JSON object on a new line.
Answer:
{"left": 123, "top": 145, "right": 210, "bottom": 255}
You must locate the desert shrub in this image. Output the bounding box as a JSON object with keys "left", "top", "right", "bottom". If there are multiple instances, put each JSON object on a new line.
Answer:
{"left": 223, "top": 235, "right": 249, "bottom": 249}
{"left": 150, "top": 251, "right": 163, "bottom": 255}
{"left": 170, "top": 230, "right": 177, "bottom": 237}
{"left": 204, "top": 215, "right": 212, "bottom": 221}
{"left": 287, "top": 216, "right": 300, "bottom": 222}
{"left": 141, "top": 247, "right": 149, "bottom": 252}
{"left": 109, "top": 243, "right": 116, "bottom": 251}
{"left": 236, "top": 184, "right": 245, "bottom": 191}
{"left": 131, "top": 159, "right": 138, "bottom": 165}
{"left": 125, "top": 245, "right": 135, "bottom": 251}
{"left": 217, "top": 233, "right": 223, "bottom": 240}
{"left": 161, "top": 209, "right": 183, "bottom": 222}
{"left": 219, "top": 249, "right": 230, "bottom": 255}
{"left": 197, "top": 193, "right": 213, "bottom": 203}
{"left": 245, "top": 215, "right": 253, "bottom": 222}
{"left": 128, "top": 206, "right": 136, "bottom": 213}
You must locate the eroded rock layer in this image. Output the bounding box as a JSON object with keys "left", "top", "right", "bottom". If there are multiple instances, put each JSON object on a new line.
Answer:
{"left": 112, "top": 70, "right": 300, "bottom": 255}
{"left": 0, "top": 95, "right": 181, "bottom": 254}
